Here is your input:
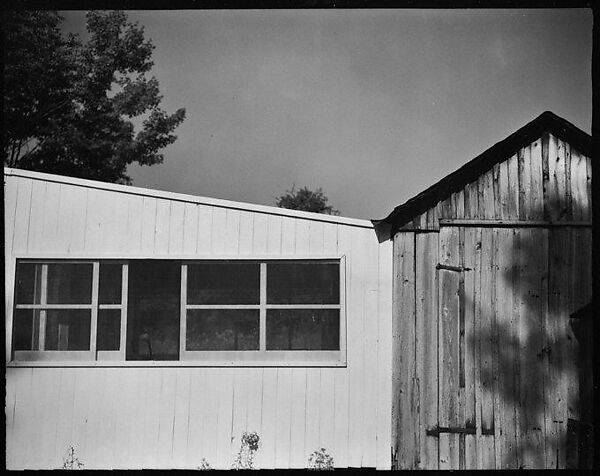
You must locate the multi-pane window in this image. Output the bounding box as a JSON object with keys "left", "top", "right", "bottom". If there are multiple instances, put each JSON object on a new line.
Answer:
{"left": 266, "top": 262, "right": 340, "bottom": 351}
{"left": 12, "top": 261, "right": 127, "bottom": 361}
{"left": 12, "top": 259, "right": 345, "bottom": 365}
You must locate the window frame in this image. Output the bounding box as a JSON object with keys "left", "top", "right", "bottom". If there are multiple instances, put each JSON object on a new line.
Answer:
{"left": 12, "top": 260, "right": 128, "bottom": 362}
{"left": 180, "top": 258, "right": 346, "bottom": 365}
{"left": 10, "top": 256, "right": 347, "bottom": 367}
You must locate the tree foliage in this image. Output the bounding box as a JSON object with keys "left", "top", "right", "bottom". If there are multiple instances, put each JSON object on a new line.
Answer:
{"left": 3, "top": 10, "right": 185, "bottom": 184}
{"left": 275, "top": 185, "right": 340, "bottom": 215}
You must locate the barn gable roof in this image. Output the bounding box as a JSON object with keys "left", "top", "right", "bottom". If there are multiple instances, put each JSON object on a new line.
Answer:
{"left": 371, "top": 111, "right": 591, "bottom": 241}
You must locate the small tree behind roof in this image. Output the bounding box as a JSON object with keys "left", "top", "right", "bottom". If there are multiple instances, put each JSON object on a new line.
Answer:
{"left": 275, "top": 185, "right": 340, "bottom": 215}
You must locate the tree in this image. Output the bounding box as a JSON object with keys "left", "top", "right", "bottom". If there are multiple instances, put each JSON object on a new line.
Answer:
{"left": 3, "top": 10, "right": 185, "bottom": 184}
{"left": 275, "top": 185, "right": 340, "bottom": 215}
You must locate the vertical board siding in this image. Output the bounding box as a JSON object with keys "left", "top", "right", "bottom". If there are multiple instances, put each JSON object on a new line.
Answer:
{"left": 3, "top": 174, "right": 393, "bottom": 471}
{"left": 346, "top": 228, "right": 367, "bottom": 468}
{"left": 463, "top": 228, "right": 478, "bottom": 469}
{"left": 415, "top": 233, "right": 439, "bottom": 469}
{"left": 396, "top": 135, "right": 590, "bottom": 231}
{"left": 394, "top": 223, "right": 590, "bottom": 470}
{"left": 438, "top": 227, "right": 460, "bottom": 469}
{"left": 388, "top": 135, "right": 591, "bottom": 469}
{"left": 274, "top": 368, "right": 293, "bottom": 468}
{"left": 289, "top": 368, "right": 307, "bottom": 468}
{"left": 125, "top": 194, "right": 144, "bottom": 253}
{"left": 376, "top": 238, "right": 393, "bottom": 470}
{"left": 391, "top": 232, "right": 416, "bottom": 468}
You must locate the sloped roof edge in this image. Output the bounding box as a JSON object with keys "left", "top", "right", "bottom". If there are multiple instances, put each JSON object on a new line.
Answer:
{"left": 371, "top": 111, "right": 591, "bottom": 241}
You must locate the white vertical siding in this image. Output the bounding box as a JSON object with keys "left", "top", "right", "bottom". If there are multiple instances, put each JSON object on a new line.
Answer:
{"left": 4, "top": 169, "right": 392, "bottom": 470}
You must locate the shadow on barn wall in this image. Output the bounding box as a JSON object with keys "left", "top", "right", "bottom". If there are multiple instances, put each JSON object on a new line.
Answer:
{"left": 464, "top": 196, "right": 592, "bottom": 469}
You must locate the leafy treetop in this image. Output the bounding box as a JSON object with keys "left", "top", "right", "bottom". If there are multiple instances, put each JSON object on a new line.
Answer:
{"left": 3, "top": 10, "right": 186, "bottom": 184}
{"left": 275, "top": 185, "right": 340, "bottom": 215}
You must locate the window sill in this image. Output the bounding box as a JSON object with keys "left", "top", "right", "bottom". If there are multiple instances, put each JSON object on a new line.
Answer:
{"left": 6, "top": 359, "right": 347, "bottom": 368}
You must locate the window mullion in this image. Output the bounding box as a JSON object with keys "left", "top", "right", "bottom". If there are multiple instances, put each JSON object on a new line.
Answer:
{"left": 180, "top": 263, "right": 188, "bottom": 358}
{"left": 90, "top": 262, "right": 99, "bottom": 357}
{"left": 39, "top": 264, "right": 48, "bottom": 351}
{"left": 260, "top": 262, "right": 266, "bottom": 352}
{"left": 120, "top": 263, "right": 128, "bottom": 358}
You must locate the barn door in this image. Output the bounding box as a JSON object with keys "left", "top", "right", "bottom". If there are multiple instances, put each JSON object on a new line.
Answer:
{"left": 433, "top": 225, "right": 557, "bottom": 470}
{"left": 432, "top": 226, "right": 495, "bottom": 469}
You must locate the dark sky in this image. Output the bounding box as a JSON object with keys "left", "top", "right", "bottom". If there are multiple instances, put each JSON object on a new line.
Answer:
{"left": 61, "top": 9, "right": 592, "bottom": 220}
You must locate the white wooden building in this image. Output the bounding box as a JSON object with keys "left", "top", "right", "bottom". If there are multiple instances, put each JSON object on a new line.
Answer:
{"left": 4, "top": 167, "right": 393, "bottom": 469}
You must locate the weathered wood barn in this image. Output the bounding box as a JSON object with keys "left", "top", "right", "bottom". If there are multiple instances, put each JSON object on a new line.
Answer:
{"left": 4, "top": 167, "right": 392, "bottom": 469}
{"left": 373, "top": 111, "right": 592, "bottom": 470}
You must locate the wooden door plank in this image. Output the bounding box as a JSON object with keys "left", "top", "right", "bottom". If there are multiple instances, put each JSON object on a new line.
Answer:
{"left": 495, "top": 228, "right": 518, "bottom": 468}
{"left": 415, "top": 232, "right": 439, "bottom": 469}
{"left": 517, "top": 228, "right": 546, "bottom": 468}
{"left": 478, "top": 227, "right": 496, "bottom": 469}
{"left": 438, "top": 226, "right": 460, "bottom": 469}
{"left": 392, "top": 232, "right": 416, "bottom": 468}
{"left": 545, "top": 229, "right": 568, "bottom": 468}
{"left": 463, "top": 227, "right": 478, "bottom": 469}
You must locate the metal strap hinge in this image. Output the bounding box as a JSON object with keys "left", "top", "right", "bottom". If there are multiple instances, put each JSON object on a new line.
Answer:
{"left": 436, "top": 264, "right": 472, "bottom": 272}
{"left": 426, "top": 425, "right": 494, "bottom": 437}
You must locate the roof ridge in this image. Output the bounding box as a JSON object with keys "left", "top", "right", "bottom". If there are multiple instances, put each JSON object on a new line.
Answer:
{"left": 372, "top": 111, "right": 591, "bottom": 240}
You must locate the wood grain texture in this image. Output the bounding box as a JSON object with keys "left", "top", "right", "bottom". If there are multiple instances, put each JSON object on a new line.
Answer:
{"left": 438, "top": 227, "right": 460, "bottom": 469}
{"left": 391, "top": 232, "right": 416, "bottom": 468}
{"left": 415, "top": 232, "right": 439, "bottom": 469}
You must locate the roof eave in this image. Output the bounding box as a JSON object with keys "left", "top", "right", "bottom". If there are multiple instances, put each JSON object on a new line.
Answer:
{"left": 372, "top": 111, "right": 591, "bottom": 241}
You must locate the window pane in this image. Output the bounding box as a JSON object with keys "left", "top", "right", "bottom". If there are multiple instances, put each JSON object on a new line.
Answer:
{"left": 97, "top": 309, "right": 121, "bottom": 351}
{"left": 266, "top": 309, "right": 340, "bottom": 350}
{"left": 13, "top": 309, "right": 40, "bottom": 351}
{"left": 267, "top": 262, "right": 339, "bottom": 304}
{"left": 15, "top": 262, "right": 42, "bottom": 304}
{"left": 45, "top": 309, "right": 91, "bottom": 351}
{"left": 47, "top": 263, "right": 93, "bottom": 304}
{"left": 187, "top": 309, "right": 259, "bottom": 351}
{"left": 126, "top": 261, "right": 180, "bottom": 361}
{"left": 187, "top": 262, "right": 260, "bottom": 304}
{"left": 99, "top": 263, "right": 122, "bottom": 304}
